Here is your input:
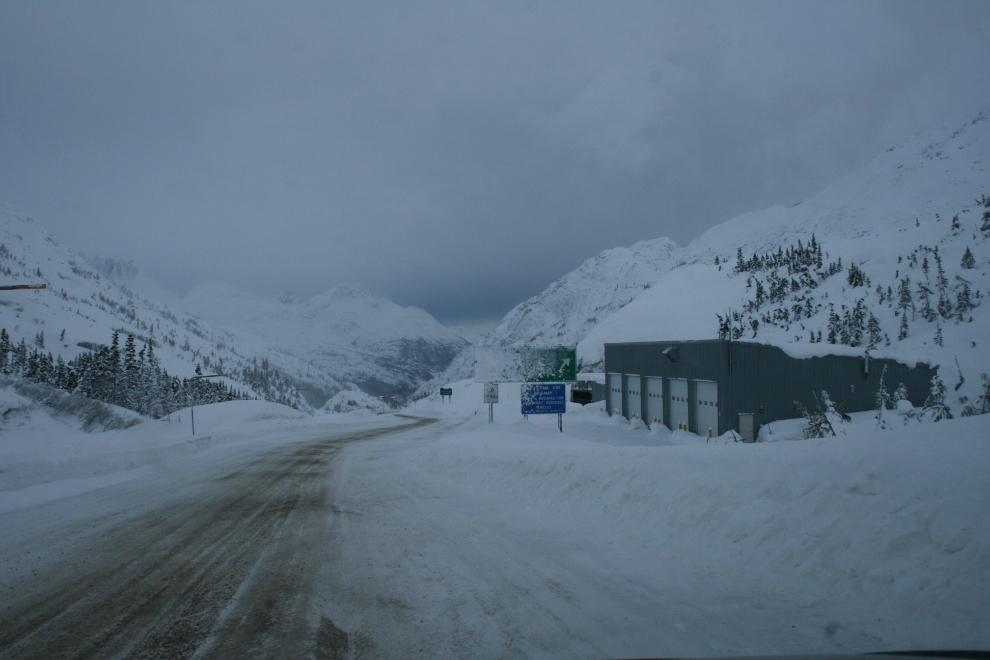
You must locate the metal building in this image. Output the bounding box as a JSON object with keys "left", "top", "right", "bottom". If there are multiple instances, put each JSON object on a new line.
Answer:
{"left": 604, "top": 339, "right": 936, "bottom": 442}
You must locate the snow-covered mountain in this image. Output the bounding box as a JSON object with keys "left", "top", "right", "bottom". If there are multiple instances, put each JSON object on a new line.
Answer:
{"left": 181, "top": 282, "right": 475, "bottom": 398}
{"left": 431, "top": 107, "right": 990, "bottom": 412}
{"left": 485, "top": 238, "right": 680, "bottom": 352}
{"left": 0, "top": 206, "right": 472, "bottom": 407}
{"left": 0, "top": 205, "right": 344, "bottom": 408}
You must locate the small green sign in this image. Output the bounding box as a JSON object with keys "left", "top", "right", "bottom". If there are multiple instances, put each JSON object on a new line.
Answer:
{"left": 440, "top": 388, "right": 453, "bottom": 396}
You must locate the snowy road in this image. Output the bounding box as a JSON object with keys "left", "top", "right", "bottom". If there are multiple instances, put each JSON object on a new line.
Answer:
{"left": 315, "top": 419, "right": 851, "bottom": 660}
{"left": 0, "top": 416, "right": 435, "bottom": 660}
{"left": 2, "top": 403, "right": 987, "bottom": 660}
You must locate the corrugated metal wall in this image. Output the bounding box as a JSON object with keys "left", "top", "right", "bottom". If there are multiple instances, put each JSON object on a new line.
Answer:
{"left": 604, "top": 339, "right": 937, "bottom": 439}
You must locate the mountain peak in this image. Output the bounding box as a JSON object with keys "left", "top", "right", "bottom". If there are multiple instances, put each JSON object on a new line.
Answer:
{"left": 327, "top": 282, "right": 378, "bottom": 300}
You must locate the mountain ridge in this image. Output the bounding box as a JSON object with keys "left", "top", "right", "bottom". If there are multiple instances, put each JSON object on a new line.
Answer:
{"left": 0, "top": 207, "right": 473, "bottom": 407}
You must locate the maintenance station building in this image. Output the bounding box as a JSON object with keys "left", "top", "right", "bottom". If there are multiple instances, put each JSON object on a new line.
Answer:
{"left": 604, "top": 339, "right": 936, "bottom": 442}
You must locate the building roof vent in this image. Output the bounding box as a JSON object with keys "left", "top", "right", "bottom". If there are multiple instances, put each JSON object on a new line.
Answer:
{"left": 663, "top": 346, "right": 679, "bottom": 363}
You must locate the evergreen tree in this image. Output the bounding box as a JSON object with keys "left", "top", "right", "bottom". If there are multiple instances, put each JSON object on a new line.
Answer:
{"left": 13, "top": 338, "right": 27, "bottom": 374}
{"left": 34, "top": 331, "right": 44, "bottom": 349}
{"left": 916, "top": 282, "right": 936, "bottom": 322}
{"left": 867, "top": 313, "right": 882, "bottom": 350}
{"left": 754, "top": 279, "right": 766, "bottom": 308}
{"left": 934, "top": 249, "right": 949, "bottom": 291}
{"left": 875, "top": 365, "right": 891, "bottom": 429}
{"left": 922, "top": 375, "right": 952, "bottom": 421}
{"left": 960, "top": 373, "right": 990, "bottom": 416}
{"left": 123, "top": 334, "right": 138, "bottom": 410}
{"left": 847, "top": 263, "right": 866, "bottom": 287}
{"left": 937, "top": 289, "right": 953, "bottom": 319}
{"left": 796, "top": 390, "right": 847, "bottom": 438}
{"left": 0, "top": 328, "right": 10, "bottom": 373}
{"left": 897, "top": 313, "right": 909, "bottom": 340}
{"left": 955, "top": 276, "right": 974, "bottom": 320}
{"left": 849, "top": 300, "right": 866, "bottom": 347}
{"left": 827, "top": 306, "right": 840, "bottom": 344}
{"left": 109, "top": 332, "right": 122, "bottom": 406}
{"left": 934, "top": 325, "right": 943, "bottom": 346}
{"left": 961, "top": 246, "right": 976, "bottom": 269}
{"left": 897, "top": 277, "right": 915, "bottom": 320}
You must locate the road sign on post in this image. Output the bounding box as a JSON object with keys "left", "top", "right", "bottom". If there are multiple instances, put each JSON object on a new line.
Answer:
{"left": 521, "top": 383, "right": 567, "bottom": 432}
{"left": 484, "top": 383, "right": 498, "bottom": 424}
{"left": 474, "top": 346, "right": 577, "bottom": 383}
{"left": 440, "top": 387, "right": 452, "bottom": 404}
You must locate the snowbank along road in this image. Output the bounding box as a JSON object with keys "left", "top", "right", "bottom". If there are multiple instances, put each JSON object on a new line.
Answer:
{"left": 0, "top": 415, "right": 436, "bottom": 660}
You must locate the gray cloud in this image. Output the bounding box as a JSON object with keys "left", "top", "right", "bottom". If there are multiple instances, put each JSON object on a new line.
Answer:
{"left": 1, "top": 1, "right": 988, "bottom": 327}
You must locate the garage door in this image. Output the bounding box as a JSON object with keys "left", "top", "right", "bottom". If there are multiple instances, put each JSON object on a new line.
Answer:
{"left": 694, "top": 380, "right": 719, "bottom": 439}
{"left": 622, "top": 374, "right": 641, "bottom": 420}
{"left": 607, "top": 373, "right": 623, "bottom": 416}
{"left": 645, "top": 377, "right": 663, "bottom": 428}
{"left": 669, "top": 378, "right": 689, "bottom": 431}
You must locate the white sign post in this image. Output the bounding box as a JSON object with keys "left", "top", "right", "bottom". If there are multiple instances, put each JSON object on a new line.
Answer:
{"left": 484, "top": 383, "right": 498, "bottom": 423}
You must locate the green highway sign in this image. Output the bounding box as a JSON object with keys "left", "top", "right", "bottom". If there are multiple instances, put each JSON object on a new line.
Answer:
{"left": 439, "top": 388, "right": 453, "bottom": 396}
{"left": 474, "top": 346, "right": 577, "bottom": 383}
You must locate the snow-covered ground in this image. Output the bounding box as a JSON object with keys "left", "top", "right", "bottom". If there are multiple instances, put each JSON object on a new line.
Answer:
{"left": 2, "top": 380, "right": 987, "bottom": 657}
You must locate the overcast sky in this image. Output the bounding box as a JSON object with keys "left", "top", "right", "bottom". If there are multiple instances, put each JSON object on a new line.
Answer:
{"left": 1, "top": 1, "right": 988, "bottom": 333}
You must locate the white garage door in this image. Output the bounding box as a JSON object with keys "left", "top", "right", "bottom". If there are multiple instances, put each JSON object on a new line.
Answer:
{"left": 645, "top": 377, "right": 663, "bottom": 428}
{"left": 669, "top": 378, "right": 689, "bottom": 431}
{"left": 694, "top": 380, "right": 719, "bottom": 439}
{"left": 623, "top": 375, "right": 641, "bottom": 420}
{"left": 607, "top": 373, "right": 623, "bottom": 416}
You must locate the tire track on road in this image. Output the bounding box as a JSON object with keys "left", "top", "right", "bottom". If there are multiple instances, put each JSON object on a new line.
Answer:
{"left": 0, "top": 417, "right": 434, "bottom": 660}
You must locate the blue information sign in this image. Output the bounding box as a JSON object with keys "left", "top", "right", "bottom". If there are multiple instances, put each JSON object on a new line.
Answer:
{"left": 520, "top": 383, "right": 566, "bottom": 415}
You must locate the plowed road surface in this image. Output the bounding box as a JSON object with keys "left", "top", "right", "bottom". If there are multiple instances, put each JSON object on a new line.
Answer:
{"left": 1, "top": 413, "right": 871, "bottom": 660}
{"left": 0, "top": 417, "right": 434, "bottom": 660}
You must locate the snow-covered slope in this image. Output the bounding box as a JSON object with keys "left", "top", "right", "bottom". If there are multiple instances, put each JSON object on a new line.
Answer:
{"left": 0, "top": 207, "right": 332, "bottom": 408}
{"left": 182, "top": 282, "right": 475, "bottom": 398}
{"left": 581, "top": 109, "right": 990, "bottom": 386}
{"left": 435, "top": 108, "right": 990, "bottom": 413}
{"left": 0, "top": 205, "right": 474, "bottom": 406}
{"left": 486, "top": 237, "right": 680, "bottom": 351}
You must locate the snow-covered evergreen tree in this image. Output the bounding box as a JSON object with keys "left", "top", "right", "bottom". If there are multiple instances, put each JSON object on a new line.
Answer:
{"left": 866, "top": 313, "right": 882, "bottom": 349}
{"left": 961, "top": 246, "right": 976, "bottom": 269}
{"left": 961, "top": 373, "right": 990, "bottom": 416}
{"left": 875, "top": 365, "right": 891, "bottom": 429}
{"left": 897, "top": 277, "right": 915, "bottom": 320}
{"left": 922, "top": 375, "right": 952, "bottom": 422}
{"left": 827, "top": 306, "right": 840, "bottom": 344}
{"left": 892, "top": 382, "right": 909, "bottom": 405}
{"left": 954, "top": 276, "right": 974, "bottom": 320}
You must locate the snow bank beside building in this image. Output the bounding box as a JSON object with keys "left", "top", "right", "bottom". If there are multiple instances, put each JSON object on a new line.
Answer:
{"left": 395, "top": 410, "right": 990, "bottom": 648}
